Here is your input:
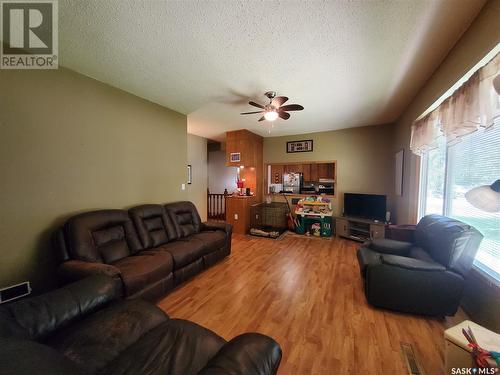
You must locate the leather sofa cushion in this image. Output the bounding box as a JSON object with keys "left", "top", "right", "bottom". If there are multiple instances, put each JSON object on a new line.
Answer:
{"left": 46, "top": 299, "right": 168, "bottom": 374}
{"left": 129, "top": 204, "right": 177, "bottom": 249}
{"left": 192, "top": 231, "right": 226, "bottom": 252}
{"left": 65, "top": 209, "right": 142, "bottom": 263}
{"left": 165, "top": 201, "right": 202, "bottom": 238}
{"left": 99, "top": 319, "right": 226, "bottom": 375}
{"left": 113, "top": 251, "right": 173, "bottom": 296}
{"left": 380, "top": 254, "right": 446, "bottom": 271}
{"left": 159, "top": 239, "right": 206, "bottom": 269}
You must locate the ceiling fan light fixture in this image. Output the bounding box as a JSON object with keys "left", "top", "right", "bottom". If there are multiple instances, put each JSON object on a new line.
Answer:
{"left": 264, "top": 110, "right": 279, "bottom": 121}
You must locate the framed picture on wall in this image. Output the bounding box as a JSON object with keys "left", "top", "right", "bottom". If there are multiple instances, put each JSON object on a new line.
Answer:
{"left": 286, "top": 140, "right": 313, "bottom": 153}
{"left": 187, "top": 164, "right": 192, "bottom": 184}
{"left": 230, "top": 152, "right": 241, "bottom": 163}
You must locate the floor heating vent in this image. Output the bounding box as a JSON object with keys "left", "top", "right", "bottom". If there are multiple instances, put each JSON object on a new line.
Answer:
{"left": 401, "top": 342, "right": 425, "bottom": 375}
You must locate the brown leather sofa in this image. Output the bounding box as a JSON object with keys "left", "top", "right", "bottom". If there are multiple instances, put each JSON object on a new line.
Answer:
{"left": 55, "top": 201, "right": 232, "bottom": 301}
{"left": 0, "top": 275, "right": 282, "bottom": 375}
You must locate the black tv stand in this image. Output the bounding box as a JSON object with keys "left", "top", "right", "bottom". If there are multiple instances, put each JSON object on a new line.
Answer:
{"left": 334, "top": 216, "right": 385, "bottom": 242}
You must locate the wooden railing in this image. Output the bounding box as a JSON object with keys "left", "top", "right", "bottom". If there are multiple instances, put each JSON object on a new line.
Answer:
{"left": 207, "top": 189, "right": 227, "bottom": 221}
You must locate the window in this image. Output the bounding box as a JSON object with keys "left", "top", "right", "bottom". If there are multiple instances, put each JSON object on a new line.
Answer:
{"left": 419, "top": 123, "right": 500, "bottom": 281}
{"left": 419, "top": 136, "right": 446, "bottom": 216}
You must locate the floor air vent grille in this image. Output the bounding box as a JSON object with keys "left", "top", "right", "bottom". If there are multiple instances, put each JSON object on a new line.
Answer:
{"left": 401, "top": 342, "right": 425, "bottom": 375}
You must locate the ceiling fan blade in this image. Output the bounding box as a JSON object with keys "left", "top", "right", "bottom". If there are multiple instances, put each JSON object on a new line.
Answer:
{"left": 278, "top": 111, "right": 290, "bottom": 120}
{"left": 272, "top": 96, "right": 288, "bottom": 107}
{"left": 279, "top": 104, "right": 304, "bottom": 111}
{"left": 258, "top": 116, "right": 266, "bottom": 122}
{"left": 249, "top": 101, "right": 265, "bottom": 109}
{"left": 240, "top": 111, "right": 264, "bottom": 115}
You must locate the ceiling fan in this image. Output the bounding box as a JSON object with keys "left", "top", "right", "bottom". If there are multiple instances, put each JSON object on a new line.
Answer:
{"left": 240, "top": 91, "right": 304, "bottom": 122}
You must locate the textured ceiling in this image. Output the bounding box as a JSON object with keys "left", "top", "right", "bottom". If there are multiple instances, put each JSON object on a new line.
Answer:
{"left": 58, "top": 0, "right": 485, "bottom": 140}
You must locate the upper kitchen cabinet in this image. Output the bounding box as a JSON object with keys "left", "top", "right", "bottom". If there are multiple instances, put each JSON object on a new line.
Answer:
{"left": 317, "top": 163, "right": 334, "bottom": 180}
{"left": 270, "top": 164, "right": 284, "bottom": 184}
{"left": 225, "top": 130, "right": 263, "bottom": 167}
{"left": 284, "top": 164, "right": 303, "bottom": 174}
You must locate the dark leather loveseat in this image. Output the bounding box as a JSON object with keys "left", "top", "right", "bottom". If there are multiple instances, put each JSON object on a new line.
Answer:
{"left": 54, "top": 201, "right": 232, "bottom": 301}
{"left": 0, "top": 275, "right": 282, "bottom": 375}
{"left": 357, "top": 214, "right": 483, "bottom": 316}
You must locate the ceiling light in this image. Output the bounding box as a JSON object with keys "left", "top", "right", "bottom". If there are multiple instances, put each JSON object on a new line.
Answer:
{"left": 264, "top": 110, "right": 279, "bottom": 121}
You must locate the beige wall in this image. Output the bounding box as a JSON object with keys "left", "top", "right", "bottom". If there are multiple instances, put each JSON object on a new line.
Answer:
{"left": 208, "top": 150, "right": 237, "bottom": 194}
{"left": 393, "top": 0, "right": 500, "bottom": 224}
{"left": 264, "top": 124, "right": 395, "bottom": 217}
{"left": 0, "top": 68, "right": 188, "bottom": 292}
{"left": 187, "top": 134, "right": 208, "bottom": 221}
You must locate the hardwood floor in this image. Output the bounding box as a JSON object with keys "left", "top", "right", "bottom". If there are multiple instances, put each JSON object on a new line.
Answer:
{"left": 158, "top": 233, "right": 466, "bottom": 374}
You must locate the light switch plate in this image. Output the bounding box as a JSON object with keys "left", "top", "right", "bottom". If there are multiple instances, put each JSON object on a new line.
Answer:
{"left": 181, "top": 183, "right": 186, "bottom": 190}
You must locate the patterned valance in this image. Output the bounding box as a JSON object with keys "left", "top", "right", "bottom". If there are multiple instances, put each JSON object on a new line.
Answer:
{"left": 410, "top": 53, "right": 500, "bottom": 155}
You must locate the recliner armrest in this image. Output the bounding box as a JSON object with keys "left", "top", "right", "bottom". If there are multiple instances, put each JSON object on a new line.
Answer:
{"left": 364, "top": 239, "right": 413, "bottom": 256}
{"left": 201, "top": 222, "right": 232, "bottom": 235}
{"left": 199, "top": 333, "right": 282, "bottom": 375}
{"left": 381, "top": 254, "right": 445, "bottom": 272}
{"left": 58, "top": 260, "right": 121, "bottom": 283}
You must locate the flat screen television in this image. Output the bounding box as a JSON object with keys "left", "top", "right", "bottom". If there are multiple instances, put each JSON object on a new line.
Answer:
{"left": 343, "top": 193, "right": 386, "bottom": 221}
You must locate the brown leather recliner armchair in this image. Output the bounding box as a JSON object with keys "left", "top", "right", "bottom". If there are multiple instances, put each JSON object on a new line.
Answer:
{"left": 357, "top": 214, "right": 483, "bottom": 316}
{"left": 54, "top": 201, "right": 232, "bottom": 301}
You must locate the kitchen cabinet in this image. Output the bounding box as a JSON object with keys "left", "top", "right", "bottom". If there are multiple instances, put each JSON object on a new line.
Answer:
{"left": 302, "top": 164, "right": 311, "bottom": 181}
{"left": 318, "top": 163, "right": 334, "bottom": 179}
{"left": 310, "top": 164, "right": 318, "bottom": 182}
{"left": 270, "top": 164, "right": 284, "bottom": 184}
{"left": 284, "top": 164, "right": 303, "bottom": 174}
{"left": 225, "top": 196, "right": 257, "bottom": 234}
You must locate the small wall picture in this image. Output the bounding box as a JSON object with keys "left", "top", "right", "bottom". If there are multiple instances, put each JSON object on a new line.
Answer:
{"left": 187, "top": 164, "right": 192, "bottom": 184}
{"left": 230, "top": 152, "right": 241, "bottom": 163}
{"left": 286, "top": 140, "right": 313, "bottom": 153}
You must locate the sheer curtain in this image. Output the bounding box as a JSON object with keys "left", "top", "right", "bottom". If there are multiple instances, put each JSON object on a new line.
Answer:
{"left": 410, "top": 52, "right": 499, "bottom": 154}
{"left": 414, "top": 52, "right": 500, "bottom": 281}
